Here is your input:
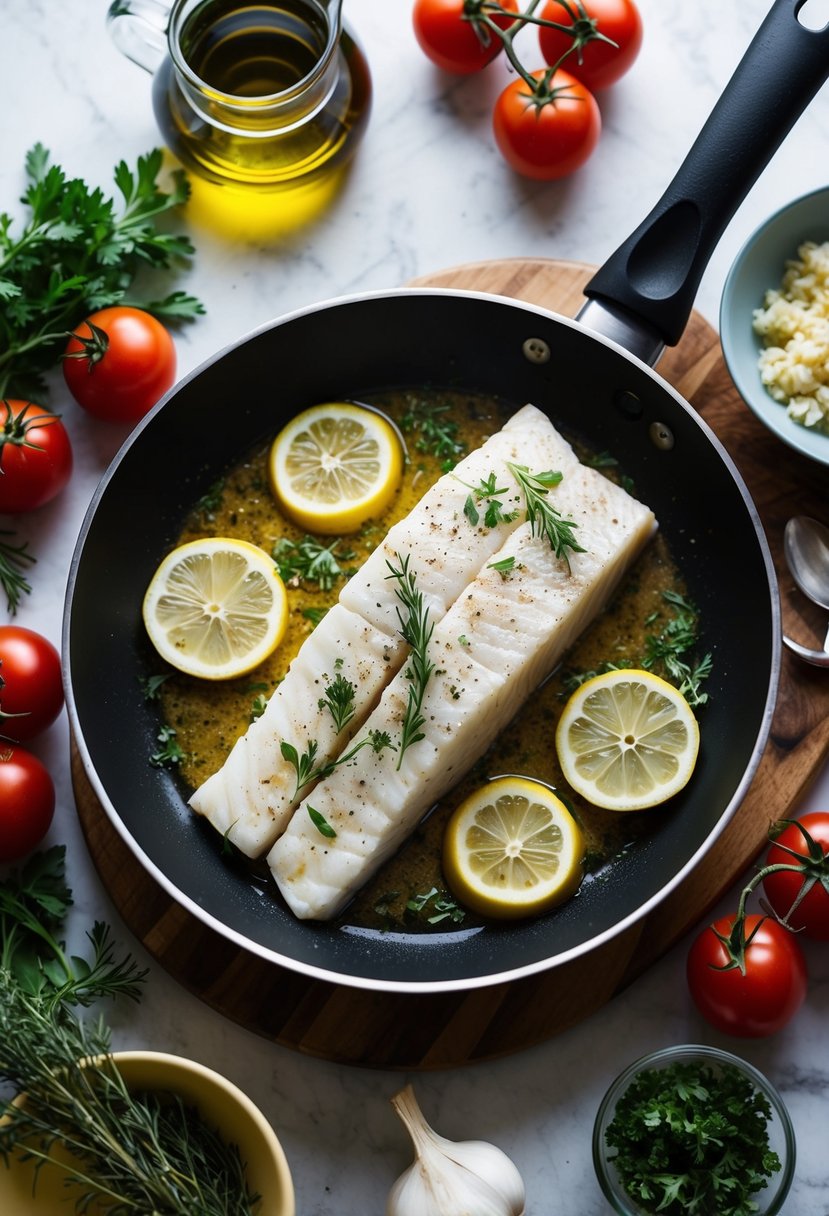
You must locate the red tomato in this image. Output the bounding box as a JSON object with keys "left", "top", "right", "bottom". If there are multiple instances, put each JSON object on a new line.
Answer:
{"left": 763, "top": 813, "right": 829, "bottom": 941}
{"left": 63, "top": 306, "right": 176, "bottom": 424}
{"left": 0, "top": 626, "right": 63, "bottom": 741}
{"left": 413, "top": 0, "right": 519, "bottom": 74}
{"left": 0, "top": 743, "right": 55, "bottom": 862}
{"left": 538, "top": 0, "right": 642, "bottom": 91}
{"left": 0, "top": 400, "right": 73, "bottom": 513}
{"left": 493, "top": 69, "right": 601, "bottom": 180}
{"left": 686, "top": 913, "right": 808, "bottom": 1038}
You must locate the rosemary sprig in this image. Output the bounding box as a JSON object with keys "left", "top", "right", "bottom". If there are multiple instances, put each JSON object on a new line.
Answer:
{"left": 506, "top": 462, "right": 585, "bottom": 567}
{"left": 0, "top": 988, "right": 257, "bottom": 1216}
{"left": 385, "top": 553, "right": 435, "bottom": 769}
{"left": 273, "top": 535, "right": 356, "bottom": 591}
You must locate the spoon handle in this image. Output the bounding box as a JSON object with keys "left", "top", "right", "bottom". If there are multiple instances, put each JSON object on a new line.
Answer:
{"left": 783, "top": 634, "right": 829, "bottom": 669}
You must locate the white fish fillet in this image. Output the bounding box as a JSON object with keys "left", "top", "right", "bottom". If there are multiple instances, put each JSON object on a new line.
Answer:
{"left": 268, "top": 463, "right": 657, "bottom": 920}
{"left": 189, "top": 403, "right": 577, "bottom": 856}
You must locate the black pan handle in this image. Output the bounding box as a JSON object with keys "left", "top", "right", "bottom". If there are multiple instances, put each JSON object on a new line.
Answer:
{"left": 578, "top": 0, "right": 829, "bottom": 364}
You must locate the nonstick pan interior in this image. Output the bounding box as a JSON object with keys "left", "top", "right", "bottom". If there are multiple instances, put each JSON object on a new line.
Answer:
{"left": 66, "top": 290, "right": 779, "bottom": 991}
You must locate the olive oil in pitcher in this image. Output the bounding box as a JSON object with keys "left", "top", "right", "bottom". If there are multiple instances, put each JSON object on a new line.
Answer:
{"left": 110, "top": 0, "right": 371, "bottom": 237}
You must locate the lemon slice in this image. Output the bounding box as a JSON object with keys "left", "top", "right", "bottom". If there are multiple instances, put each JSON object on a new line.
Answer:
{"left": 142, "top": 538, "right": 288, "bottom": 680}
{"left": 442, "top": 777, "right": 585, "bottom": 919}
{"left": 556, "top": 669, "right": 700, "bottom": 811}
{"left": 268, "top": 402, "right": 403, "bottom": 534}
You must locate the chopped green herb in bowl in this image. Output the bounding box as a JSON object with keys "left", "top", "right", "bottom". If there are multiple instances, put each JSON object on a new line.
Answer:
{"left": 592, "top": 1045, "right": 795, "bottom": 1216}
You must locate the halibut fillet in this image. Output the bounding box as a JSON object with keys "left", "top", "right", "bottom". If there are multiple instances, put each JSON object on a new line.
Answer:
{"left": 189, "top": 404, "right": 578, "bottom": 856}
{"left": 268, "top": 462, "right": 657, "bottom": 919}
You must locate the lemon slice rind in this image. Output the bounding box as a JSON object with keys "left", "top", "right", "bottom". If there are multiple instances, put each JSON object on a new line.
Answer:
{"left": 442, "top": 777, "right": 585, "bottom": 920}
{"left": 268, "top": 402, "right": 403, "bottom": 535}
{"left": 555, "top": 668, "right": 700, "bottom": 812}
{"left": 142, "top": 537, "right": 288, "bottom": 680}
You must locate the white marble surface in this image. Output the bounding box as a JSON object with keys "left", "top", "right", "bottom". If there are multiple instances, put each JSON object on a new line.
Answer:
{"left": 3, "top": 0, "right": 829, "bottom": 1212}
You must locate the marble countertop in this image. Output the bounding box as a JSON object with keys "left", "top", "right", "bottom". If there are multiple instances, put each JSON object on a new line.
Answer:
{"left": 3, "top": 0, "right": 829, "bottom": 1211}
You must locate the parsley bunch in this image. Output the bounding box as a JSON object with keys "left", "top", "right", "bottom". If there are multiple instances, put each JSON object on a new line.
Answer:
{"left": 605, "top": 1059, "right": 782, "bottom": 1216}
{"left": 0, "top": 143, "right": 204, "bottom": 400}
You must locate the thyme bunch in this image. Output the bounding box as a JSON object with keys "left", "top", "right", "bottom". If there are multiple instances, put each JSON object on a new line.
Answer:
{"left": 386, "top": 553, "right": 436, "bottom": 769}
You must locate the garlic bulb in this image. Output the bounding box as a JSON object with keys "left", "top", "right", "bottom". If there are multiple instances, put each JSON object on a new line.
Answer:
{"left": 387, "top": 1084, "right": 526, "bottom": 1216}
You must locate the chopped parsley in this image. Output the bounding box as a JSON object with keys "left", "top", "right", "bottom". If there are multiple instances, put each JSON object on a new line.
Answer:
{"left": 605, "top": 1059, "right": 782, "bottom": 1216}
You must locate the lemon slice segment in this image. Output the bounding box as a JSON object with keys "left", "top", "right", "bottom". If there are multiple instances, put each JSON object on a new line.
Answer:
{"left": 268, "top": 402, "right": 403, "bottom": 534}
{"left": 556, "top": 668, "right": 700, "bottom": 811}
{"left": 442, "top": 777, "right": 585, "bottom": 919}
{"left": 142, "top": 538, "right": 288, "bottom": 680}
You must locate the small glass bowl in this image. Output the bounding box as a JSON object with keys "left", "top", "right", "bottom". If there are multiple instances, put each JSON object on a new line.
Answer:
{"left": 592, "top": 1044, "right": 796, "bottom": 1216}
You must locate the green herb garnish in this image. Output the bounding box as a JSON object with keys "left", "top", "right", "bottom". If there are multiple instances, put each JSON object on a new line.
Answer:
{"left": 281, "top": 729, "right": 395, "bottom": 800}
{"left": 273, "top": 535, "right": 356, "bottom": 591}
{"left": 458, "top": 471, "right": 521, "bottom": 529}
{"left": 605, "top": 1059, "right": 781, "bottom": 1216}
{"left": 506, "top": 462, "right": 585, "bottom": 567}
{"left": 319, "top": 668, "right": 357, "bottom": 734}
{"left": 400, "top": 398, "right": 466, "bottom": 470}
{"left": 0, "top": 529, "right": 35, "bottom": 615}
{"left": 139, "top": 672, "right": 173, "bottom": 702}
{"left": 149, "top": 723, "right": 188, "bottom": 768}
{"left": 307, "top": 805, "right": 337, "bottom": 839}
{"left": 406, "top": 886, "right": 466, "bottom": 925}
{"left": 386, "top": 553, "right": 435, "bottom": 768}
{"left": 0, "top": 144, "right": 203, "bottom": 401}
{"left": 488, "top": 555, "right": 517, "bottom": 577}
{"left": 642, "top": 589, "right": 712, "bottom": 706}
{"left": 195, "top": 477, "right": 225, "bottom": 522}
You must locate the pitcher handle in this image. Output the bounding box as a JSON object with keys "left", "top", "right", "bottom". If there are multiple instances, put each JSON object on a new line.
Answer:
{"left": 107, "top": 0, "right": 172, "bottom": 73}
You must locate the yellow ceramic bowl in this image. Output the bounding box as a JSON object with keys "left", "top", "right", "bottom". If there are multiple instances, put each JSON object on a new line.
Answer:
{"left": 0, "top": 1050, "right": 295, "bottom": 1216}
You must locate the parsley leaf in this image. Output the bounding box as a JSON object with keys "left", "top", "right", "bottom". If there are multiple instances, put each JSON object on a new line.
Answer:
{"left": 0, "top": 145, "right": 203, "bottom": 399}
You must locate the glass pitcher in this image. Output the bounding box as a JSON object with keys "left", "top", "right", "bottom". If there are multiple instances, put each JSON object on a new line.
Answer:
{"left": 107, "top": 0, "right": 371, "bottom": 237}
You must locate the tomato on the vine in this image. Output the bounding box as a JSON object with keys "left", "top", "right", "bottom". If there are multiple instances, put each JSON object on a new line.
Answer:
{"left": 686, "top": 913, "right": 808, "bottom": 1038}
{"left": 763, "top": 812, "right": 829, "bottom": 941}
{"left": 0, "top": 400, "right": 73, "bottom": 514}
{"left": 538, "top": 0, "right": 642, "bottom": 92}
{"left": 413, "top": 0, "right": 519, "bottom": 74}
{"left": 0, "top": 626, "right": 63, "bottom": 742}
{"left": 493, "top": 69, "right": 600, "bottom": 180}
{"left": 0, "top": 744, "right": 55, "bottom": 862}
{"left": 63, "top": 306, "right": 176, "bottom": 424}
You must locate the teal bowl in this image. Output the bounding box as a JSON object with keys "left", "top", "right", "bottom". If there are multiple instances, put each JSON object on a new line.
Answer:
{"left": 720, "top": 185, "right": 829, "bottom": 466}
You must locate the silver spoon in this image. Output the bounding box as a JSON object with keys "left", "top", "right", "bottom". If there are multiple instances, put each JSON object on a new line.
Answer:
{"left": 783, "top": 516, "right": 829, "bottom": 668}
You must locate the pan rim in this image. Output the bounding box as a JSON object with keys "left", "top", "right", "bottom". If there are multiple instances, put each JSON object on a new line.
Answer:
{"left": 63, "top": 285, "right": 782, "bottom": 994}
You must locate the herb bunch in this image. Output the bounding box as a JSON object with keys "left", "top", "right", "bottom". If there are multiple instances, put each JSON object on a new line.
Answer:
{"left": 605, "top": 1059, "right": 781, "bottom": 1216}
{"left": 0, "top": 848, "right": 260, "bottom": 1215}
{"left": 0, "top": 144, "right": 203, "bottom": 400}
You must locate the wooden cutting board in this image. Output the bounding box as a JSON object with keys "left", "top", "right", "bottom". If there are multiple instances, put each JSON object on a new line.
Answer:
{"left": 73, "top": 258, "right": 829, "bottom": 1070}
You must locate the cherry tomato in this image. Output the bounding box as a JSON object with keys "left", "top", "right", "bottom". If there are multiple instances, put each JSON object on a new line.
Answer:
{"left": 63, "top": 306, "right": 176, "bottom": 424}
{"left": 0, "top": 626, "right": 63, "bottom": 742}
{"left": 492, "top": 69, "right": 601, "bottom": 180}
{"left": 413, "top": 0, "right": 519, "bottom": 74}
{"left": 0, "top": 400, "right": 73, "bottom": 514}
{"left": 686, "top": 913, "right": 808, "bottom": 1038}
{"left": 538, "top": 0, "right": 642, "bottom": 92}
{"left": 0, "top": 743, "right": 55, "bottom": 862}
{"left": 763, "top": 812, "right": 829, "bottom": 941}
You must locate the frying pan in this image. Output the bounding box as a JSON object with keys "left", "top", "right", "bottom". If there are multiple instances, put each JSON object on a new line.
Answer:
{"left": 65, "top": 0, "right": 829, "bottom": 992}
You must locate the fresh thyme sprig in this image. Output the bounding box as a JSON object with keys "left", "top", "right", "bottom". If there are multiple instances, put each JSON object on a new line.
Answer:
{"left": 400, "top": 397, "right": 466, "bottom": 470}
{"left": 506, "top": 462, "right": 585, "bottom": 567}
{"left": 386, "top": 553, "right": 436, "bottom": 769}
{"left": 457, "top": 471, "right": 521, "bottom": 529}
{"left": 273, "top": 535, "right": 356, "bottom": 591}
{"left": 0, "top": 529, "right": 36, "bottom": 614}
